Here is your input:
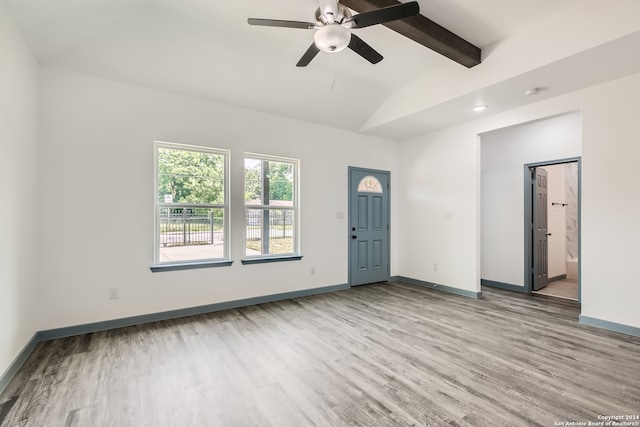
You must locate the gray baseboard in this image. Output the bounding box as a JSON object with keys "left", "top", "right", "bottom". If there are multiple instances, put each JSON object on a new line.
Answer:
{"left": 481, "top": 279, "right": 526, "bottom": 292}
{"left": 549, "top": 274, "right": 567, "bottom": 283}
{"left": 38, "top": 283, "right": 350, "bottom": 341}
{"left": 579, "top": 315, "right": 640, "bottom": 338}
{"left": 0, "top": 283, "right": 349, "bottom": 394}
{"left": 391, "top": 276, "right": 482, "bottom": 299}
{"left": 0, "top": 333, "right": 39, "bottom": 394}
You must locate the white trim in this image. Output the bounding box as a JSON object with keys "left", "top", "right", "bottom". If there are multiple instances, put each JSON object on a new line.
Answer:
{"left": 243, "top": 152, "right": 300, "bottom": 258}
{"left": 153, "top": 141, "right": 231, "bottom": 265}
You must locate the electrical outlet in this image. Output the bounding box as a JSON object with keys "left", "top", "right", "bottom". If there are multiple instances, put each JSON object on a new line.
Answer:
{"left": 310, "top": 267, "right": 316, "bottom": 276}
{"left": 109, "top": 288, "right": 119, "bottom": 300}
{"left": 433, "top": 263, "right": 438, "bottom": 272}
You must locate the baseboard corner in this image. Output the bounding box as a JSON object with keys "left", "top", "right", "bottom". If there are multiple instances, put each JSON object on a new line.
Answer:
{"left": 0, "top": 333, "right": 39, "bottom": 394}
{"left": 481, "top": 279, "right": 526, "bottom": 293}
{"left": 396, "top": 276, "right": 482, "bottom": 299}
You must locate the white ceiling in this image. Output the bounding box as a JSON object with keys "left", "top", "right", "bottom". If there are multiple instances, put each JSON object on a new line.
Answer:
{"left": 4, "top": 0, "right": 639, "bottom": 140}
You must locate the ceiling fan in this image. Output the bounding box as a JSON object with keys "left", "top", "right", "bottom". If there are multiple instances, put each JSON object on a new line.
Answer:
{"left": 248, "top": 0, "right": 419, "bottom": 67}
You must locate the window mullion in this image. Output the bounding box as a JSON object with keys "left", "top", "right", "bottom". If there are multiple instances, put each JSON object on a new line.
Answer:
{"left": 262, "top": 160, "right": 270, "bottom": 255}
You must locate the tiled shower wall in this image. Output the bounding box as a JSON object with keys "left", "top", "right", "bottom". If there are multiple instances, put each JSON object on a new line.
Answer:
{"left": 565, "top": 162, "right": 579, "bottom": 260}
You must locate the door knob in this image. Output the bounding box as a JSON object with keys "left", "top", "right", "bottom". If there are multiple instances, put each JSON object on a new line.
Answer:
{"left": 546, "top": 233, "right": 552, "bottom": 236}
{"left": 351, "top": 235, "right": 357, "bottom": 239}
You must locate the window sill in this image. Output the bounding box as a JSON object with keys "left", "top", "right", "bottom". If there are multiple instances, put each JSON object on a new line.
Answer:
{"left": 150, "top": 260, "right": 233, "bottom": 273}
{"left": 241, "top": 255, "right": 303, "bottom": 265}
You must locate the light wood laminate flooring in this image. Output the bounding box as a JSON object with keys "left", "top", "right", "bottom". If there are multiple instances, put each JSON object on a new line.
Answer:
{"left": 1, "top": 282, "right": 639, "bottom": 427}
{"left": 533, "top": 279, "right": 579, "bottom": 301}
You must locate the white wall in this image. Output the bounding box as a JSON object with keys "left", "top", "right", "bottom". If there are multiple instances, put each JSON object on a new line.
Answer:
{"left": 580, "top": 73, "right": 640, "bottom": 328}
{"left": 480, "top": 114, "right": 581, "bottom": 287}
{"left": 398, "top": 72, "right": 640, "bottom": 330}
{"left": 37, "top": 67, "right": 399, "bottom": 330}
{"left": 396, "top": 125, "right": 482, "bottom": 293}
{"left": 0, "top": 3, "right": 39, "bottom": 379}
{"left": 545, "top": 164, "right": 568, "bottom": 279}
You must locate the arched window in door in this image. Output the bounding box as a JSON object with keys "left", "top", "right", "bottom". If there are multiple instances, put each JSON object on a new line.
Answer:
{"left": 357, "top": 175, "right": 383, "bottom": 193}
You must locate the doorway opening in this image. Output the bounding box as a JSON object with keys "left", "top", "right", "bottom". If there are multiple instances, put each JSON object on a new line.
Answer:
{"left": 524, "top": 158, "right": 581, "bottom": 302}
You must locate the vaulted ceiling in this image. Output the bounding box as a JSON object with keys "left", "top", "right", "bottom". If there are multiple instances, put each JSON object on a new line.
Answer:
{"left": 4, "top": 0, "right": 640, "bottom": 140}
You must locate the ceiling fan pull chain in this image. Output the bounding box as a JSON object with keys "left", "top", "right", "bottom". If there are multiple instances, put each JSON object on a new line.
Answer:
{"left": 331, "top": 55, "right": 336, "bottom": 90}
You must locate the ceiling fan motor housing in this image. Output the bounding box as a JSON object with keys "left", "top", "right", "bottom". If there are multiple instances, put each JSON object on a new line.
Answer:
{"left": 315, "top": 3, "right": 352, "bottom": 25}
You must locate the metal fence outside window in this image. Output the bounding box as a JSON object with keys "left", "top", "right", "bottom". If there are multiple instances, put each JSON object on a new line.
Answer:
{"left": 246, "top": 209, "right": 294, "bottom": 241}
{"left": 159, "top": 207, "right": 223, "bottom": 247}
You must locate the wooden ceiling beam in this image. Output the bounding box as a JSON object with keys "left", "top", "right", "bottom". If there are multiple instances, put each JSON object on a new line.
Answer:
{"left": 341, "top": 0, "right": 481, "bottom": 68}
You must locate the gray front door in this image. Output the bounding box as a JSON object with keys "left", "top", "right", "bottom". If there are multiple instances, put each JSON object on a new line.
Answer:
{"left": 533, "top": 167, "right": 549, "bottom": 291}
{"left": 349, "top": 168, "right": 390, "bottom": 286}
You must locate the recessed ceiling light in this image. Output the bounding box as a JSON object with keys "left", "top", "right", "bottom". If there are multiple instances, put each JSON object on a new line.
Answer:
{"left": 473, "top": 105, "right": 488, "bottom": 112}
{"left": 525, "top": 88, "right": 541, "bottom": 96}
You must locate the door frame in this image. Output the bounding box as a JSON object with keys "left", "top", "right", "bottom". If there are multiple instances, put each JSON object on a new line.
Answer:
{"left": 348, "top": 166, "right": 391, "bottom": 287}
{"left": 523, "top": 157, "right": 581, "bottom": 301}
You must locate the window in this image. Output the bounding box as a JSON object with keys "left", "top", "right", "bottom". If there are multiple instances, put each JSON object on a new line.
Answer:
{"left": 244, "top": 154, "right": 299, "bottom": 259}
{"left": 357, "top": 175, "right": 383, "bottom": 193}
{"left": 154, "top": 142, "right": 229, "bottom": 267}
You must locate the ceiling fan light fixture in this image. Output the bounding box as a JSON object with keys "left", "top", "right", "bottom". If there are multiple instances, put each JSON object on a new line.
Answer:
{"left": 314, "top": 24, "right": 351, "bottom": 53}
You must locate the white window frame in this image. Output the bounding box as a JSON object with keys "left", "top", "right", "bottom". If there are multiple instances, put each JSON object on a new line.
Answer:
{"left": 243, "top": 152, "right": 300, "bottom": 260}
{"left": 153, "top": 141, "right": 231, "bottom": 268}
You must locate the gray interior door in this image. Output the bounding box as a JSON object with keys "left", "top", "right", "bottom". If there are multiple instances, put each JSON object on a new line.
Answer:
{"left": 533, "top": 167, "right": 549, "bottom": 291}
{"left": 349, "top": 168, "right": 390, "bottom": 286}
